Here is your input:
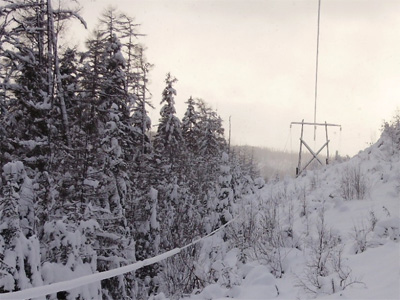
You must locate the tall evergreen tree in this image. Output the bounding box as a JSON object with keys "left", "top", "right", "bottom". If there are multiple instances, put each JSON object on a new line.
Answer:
{"left": 182, "top": 96, "right": 200, "bottom": 154}
{"left": 131, "top": 45, "right": 153, "bottom": 158}
{"left": 216, "top": 152, "right": 234, "bottom": 226}
{"left": 154, "top": 73, "right": 184, "bottom": 168}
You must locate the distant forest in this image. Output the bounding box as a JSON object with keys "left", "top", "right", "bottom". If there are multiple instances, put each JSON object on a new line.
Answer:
{"left": 233, "top": 145, "right": 348, "bottom": 182}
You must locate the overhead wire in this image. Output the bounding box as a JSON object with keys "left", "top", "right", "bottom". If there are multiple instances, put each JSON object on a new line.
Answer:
{"left": 314, "top": 0, "right": 322, "bottom": 142}
{"left": 1, "top": 219, "right": 237, "bottom": 300}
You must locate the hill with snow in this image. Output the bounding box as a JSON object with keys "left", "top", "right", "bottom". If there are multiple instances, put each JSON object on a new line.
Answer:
{"left": 186, "top": 121, "right": 399, "bottom": 300}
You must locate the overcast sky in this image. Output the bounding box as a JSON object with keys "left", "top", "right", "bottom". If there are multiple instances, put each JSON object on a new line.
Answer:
{"left": 72, "top": 0, "right": 400, "bottom": 156}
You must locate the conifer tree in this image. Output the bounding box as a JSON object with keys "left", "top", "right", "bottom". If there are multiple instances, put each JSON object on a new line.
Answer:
{"left": 0, "top": 1, "right": 53, "bottom": 171}
{"left": 132, "top": 46, "right": 153, "bottom": 158}
{"left": 154, "top": 73, "right": 184, "bottom": 168}
{"left": 182, "top": 96, "right": 200, "bottom": 154}
{"left": 216, "top": 152, "right": 234, "bottom": 226}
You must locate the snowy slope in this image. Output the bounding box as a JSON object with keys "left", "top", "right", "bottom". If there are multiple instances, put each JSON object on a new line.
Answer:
{"left": 187, "top": 128, "right": 400, "bottom": 300}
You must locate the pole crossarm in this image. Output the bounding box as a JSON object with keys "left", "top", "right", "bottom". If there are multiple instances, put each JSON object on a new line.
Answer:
{"left": 291, "top": 121, "right": 341, "bottom": 128}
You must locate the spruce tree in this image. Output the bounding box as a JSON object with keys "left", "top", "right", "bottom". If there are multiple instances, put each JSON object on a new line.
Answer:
{"left": 182, "top": 96, "right": 200, "bottom": 154}
{"left": 216, "top": 152, "right": 234, "bottom": 227}
{"left": 154, "top": 73, "right": 184, "bottom": 169}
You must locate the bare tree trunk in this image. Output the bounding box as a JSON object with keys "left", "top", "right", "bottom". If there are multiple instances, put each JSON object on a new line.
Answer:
{"left": 38, "top": 0, "right": 44, "bottom": 65}
{"left": 47, "top": 0, "right": 71, "bottom": 146}
{"left": 141, "top": 51, "right": 147, "bottom": 155}
{"left": 46, "top": 0, "right": 54, "bottom": 104}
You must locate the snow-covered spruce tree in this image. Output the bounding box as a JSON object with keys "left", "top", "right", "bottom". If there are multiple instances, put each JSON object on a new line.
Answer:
{"left": 81, "top": 29, "right": 107, "bottom": 106}
{"left": 154, "top": 73, "right": 184, "bottom": 170}
{"left": 196, "top": 100, "right": 226, "bottom": 160}
{"left": 0, "top": 0, "right": 86, "bottom": 168}
{"left": 49, "top": 47, "right": 93, "bottom": 217}
{"left": 118, "top": 13, "right": 143, "bottom": 96}
{"left": 131, "top": 45, "right": 153, "bottom": 158}
{"left": 129, "top": 46, "right": 154, "bottom": 234}
{"left": 196, "top": 99, "right": 226, "bottom": 182}
{"left": 211, "top": 152, "right": 234, "bottom": 231}
{"left": 194, "top": 100, "right": 228, "bottom": 231}
{"left": 182, "top": 96, "right": 201, "bottom": 155}
{"left": 0, "top": 162, "right": 43, "bottom": 294}
{"left": 149, "top": 73, "right": 181, "bottom": 296}
{"left": 0, "top": 1, "right": 53, "bottom": 171}
{"left": 128, "top": 44, "right": 154, "bottom": 245}
{"left": 181, "top": 96, "right": 204, "bottom": 181}
{"left": 118, "top": 14, "right": 152, "bottom": 159}
{"left": 181, "top": 97, "right": 207, "bottom": 220}
{"left": 74, "top": 29, "right": 109, "bottom": 210}
{"left": 153, "top": 73, "right": 186, "bottom": 244}
{"left": 132, "top": 187, "right": 161, "bottom": 299}
{"left": 56, "top": 47, "right": 98, "bottom": 211}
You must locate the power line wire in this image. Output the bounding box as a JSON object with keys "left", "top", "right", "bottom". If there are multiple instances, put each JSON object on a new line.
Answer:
{"left": 314, "top": 0, "right": 322, "bottom": 141}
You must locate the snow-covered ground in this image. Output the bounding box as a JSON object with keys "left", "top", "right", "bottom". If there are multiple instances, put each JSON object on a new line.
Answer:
{"left": 2, "top": 129, "right": 397, "bottom": 300}
{"left": 187, "top": 130, "right": 400, "bottom": 300}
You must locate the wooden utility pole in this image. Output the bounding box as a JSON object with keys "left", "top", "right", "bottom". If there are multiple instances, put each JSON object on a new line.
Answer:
{"left": 228, "top": 115, "right": 231, "bottom": 155}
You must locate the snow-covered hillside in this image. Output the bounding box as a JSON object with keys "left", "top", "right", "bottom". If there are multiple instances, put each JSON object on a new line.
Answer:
{"left": 187, "top": 124, "right": 400, "bottom": 300}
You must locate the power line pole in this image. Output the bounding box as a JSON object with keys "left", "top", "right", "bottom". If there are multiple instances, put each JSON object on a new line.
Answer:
{"left": 291, "top": 121, "right": 341, "bottom": 176}
{"left": 228, "top": 115, "right": 232, "bottom": 154}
